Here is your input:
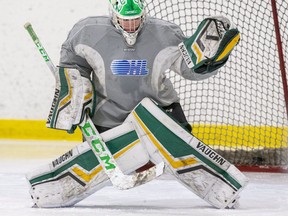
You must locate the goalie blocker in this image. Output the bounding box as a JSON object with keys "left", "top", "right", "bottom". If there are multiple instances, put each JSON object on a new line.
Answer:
{"left": 27, "top": 98, "right": 248, "bottom": 209}
{"left": 46, "top": 67, "right": 96, "bottom": 133}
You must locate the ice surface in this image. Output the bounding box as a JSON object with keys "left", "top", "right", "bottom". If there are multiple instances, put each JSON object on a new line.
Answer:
{"left": 0, "top": 156, "right": 288, "bottom": 216}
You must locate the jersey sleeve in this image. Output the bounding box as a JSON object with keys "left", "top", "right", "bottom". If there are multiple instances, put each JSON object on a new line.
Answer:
{"left": 59, "top": 44, "right": 92, "bottom": 78}
{"left": 59, "top": 19, "right": 93, "bottom": 79}
{"left": 171, "top": 53, "right": 219, "bottom": 81}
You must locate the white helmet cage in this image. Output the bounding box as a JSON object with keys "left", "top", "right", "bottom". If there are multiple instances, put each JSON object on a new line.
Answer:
{"left": 109, "top": 1, "right": 146, "bottom": 46}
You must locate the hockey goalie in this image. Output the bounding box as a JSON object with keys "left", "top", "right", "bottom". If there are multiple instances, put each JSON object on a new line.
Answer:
{"left": 26, "top": 0, "right": 248, "bottom": 209}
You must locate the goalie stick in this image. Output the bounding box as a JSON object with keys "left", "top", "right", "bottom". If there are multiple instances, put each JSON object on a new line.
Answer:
{"left": 24, "top": 22, "right": 164, "bottom": 190}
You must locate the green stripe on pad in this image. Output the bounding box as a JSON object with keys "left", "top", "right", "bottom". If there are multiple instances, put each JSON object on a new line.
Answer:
{"left": 134, "top": 103, "right": 242, "bottom": 190}
{"left": 29, "top": 130, "right": 139, "bottom": 185}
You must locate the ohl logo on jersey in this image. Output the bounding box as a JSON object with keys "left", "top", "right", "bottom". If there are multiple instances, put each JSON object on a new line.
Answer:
{"left": 111, "top": 60, "right": 149, "bottom": 76}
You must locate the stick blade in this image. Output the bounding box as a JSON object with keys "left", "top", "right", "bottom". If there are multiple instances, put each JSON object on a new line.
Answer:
{"left": 111, "top": 162, "right": 165, "bottom": 190}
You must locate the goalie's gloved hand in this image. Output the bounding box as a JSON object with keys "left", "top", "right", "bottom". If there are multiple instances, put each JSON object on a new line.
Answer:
{"left": 178, "top": 15, "right": 240, "bottom": 74}
{"left": 46, "top": 67, "right": 96, "bottom": 133}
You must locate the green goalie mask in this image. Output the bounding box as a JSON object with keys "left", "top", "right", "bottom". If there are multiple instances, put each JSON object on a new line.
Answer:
{"left": 108, "top": 0, "right": 146, "bottom": 46}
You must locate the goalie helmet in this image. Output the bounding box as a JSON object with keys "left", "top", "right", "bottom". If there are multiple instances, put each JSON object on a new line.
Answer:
{"left": 109, "top": 0, "right": 146, "bottom": 46}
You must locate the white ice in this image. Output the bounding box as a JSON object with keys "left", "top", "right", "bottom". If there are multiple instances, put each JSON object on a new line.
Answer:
{"left": 0, "top": 141, "right": 288, "bottom": 216}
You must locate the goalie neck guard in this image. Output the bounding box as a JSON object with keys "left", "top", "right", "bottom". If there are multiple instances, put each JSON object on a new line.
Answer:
{"left": 109, "top": 0, "right": 146, "bottom": 46}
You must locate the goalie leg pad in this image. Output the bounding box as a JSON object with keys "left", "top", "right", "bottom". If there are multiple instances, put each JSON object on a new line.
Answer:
{"left": 26, "top": 122, "right": 149, "bottom": 208}
{"left": 125, "top": 98, "right": 248, "bottom": 209}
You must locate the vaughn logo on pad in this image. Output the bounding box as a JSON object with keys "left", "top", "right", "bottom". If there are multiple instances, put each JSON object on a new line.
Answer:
{"left": 111, "top": 59, "right": 149, "bottom": 76}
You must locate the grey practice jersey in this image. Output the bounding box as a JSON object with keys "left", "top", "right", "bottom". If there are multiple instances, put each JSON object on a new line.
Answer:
{"left": 59, "top": 16, "right": 217, "bottom": 128}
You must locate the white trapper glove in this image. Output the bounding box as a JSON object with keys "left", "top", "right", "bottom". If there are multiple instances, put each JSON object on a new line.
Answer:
{"left": 179, "top": 15, "right": 240, "bottom": 74}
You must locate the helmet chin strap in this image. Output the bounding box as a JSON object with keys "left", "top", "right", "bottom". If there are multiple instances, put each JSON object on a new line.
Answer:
{"left": 122, "top": 31, "right": 138, "bottom": 46}
{"left": 114, "top": 19, "right": 144, "bottom": 46}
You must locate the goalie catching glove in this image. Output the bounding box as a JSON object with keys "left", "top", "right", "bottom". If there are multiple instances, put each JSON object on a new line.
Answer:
{"left": 46, "top": 67, "right": 96, "bottom": 133}
{"left": 179, "top": 15, "right": 240, "bottom": 74}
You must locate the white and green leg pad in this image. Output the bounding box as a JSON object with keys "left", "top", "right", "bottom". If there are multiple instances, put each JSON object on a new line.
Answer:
{"left": 26, "top": 122, "right": 150, "bottom": 208}
{"left": 126, "top": 98, "right": 248, "bottom": 209}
